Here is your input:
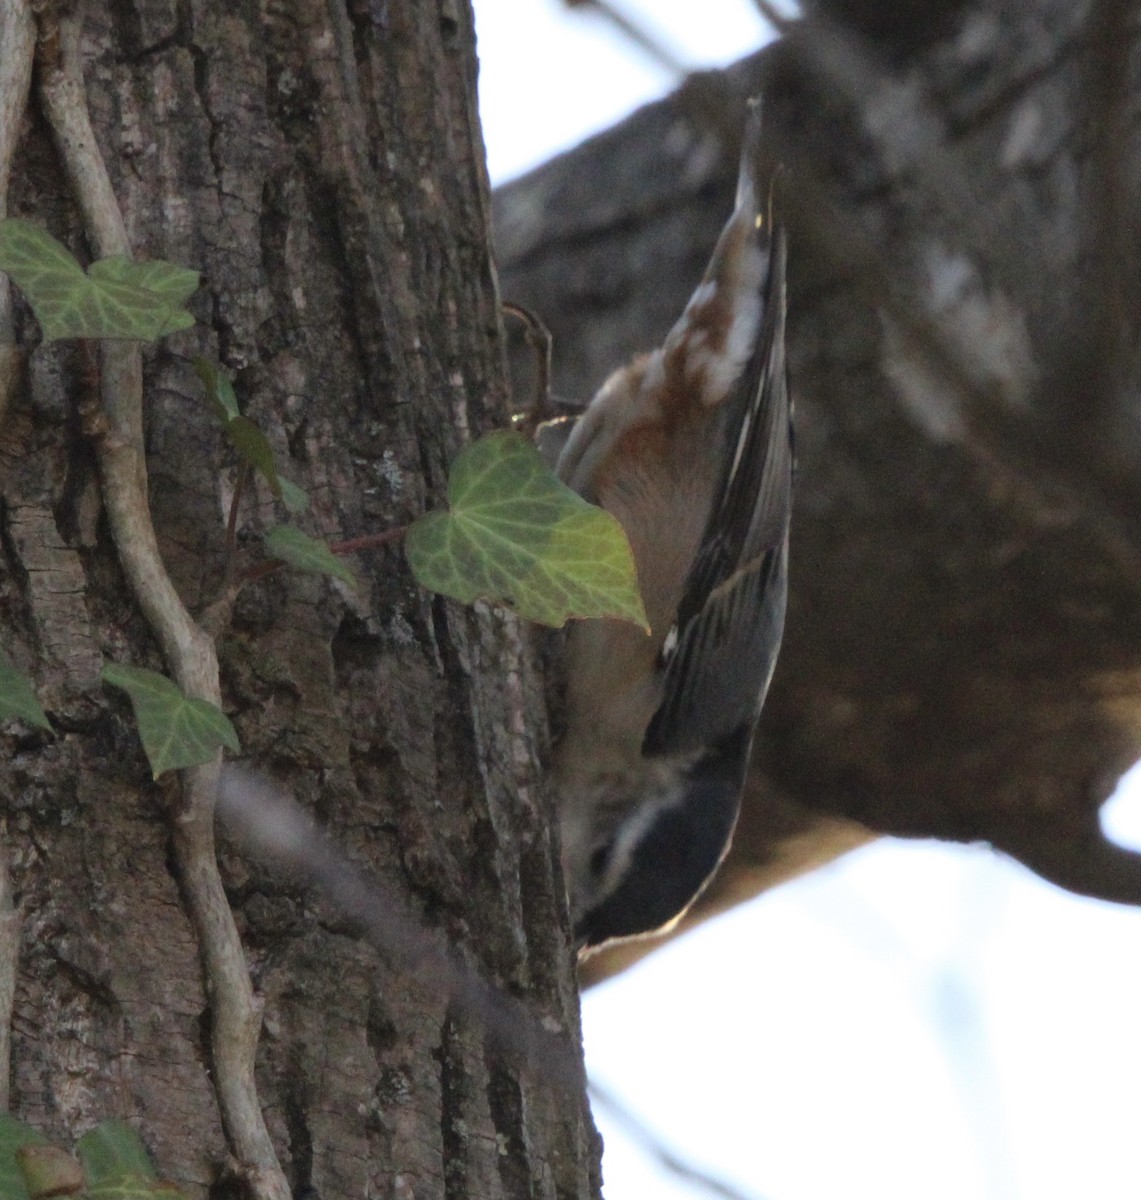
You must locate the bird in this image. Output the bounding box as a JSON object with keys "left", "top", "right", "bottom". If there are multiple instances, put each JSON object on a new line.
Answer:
{"left": 547, "top": 99, "right": 793, "bottom": 954}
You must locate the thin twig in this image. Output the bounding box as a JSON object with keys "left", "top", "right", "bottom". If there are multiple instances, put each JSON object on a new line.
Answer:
{"left": 750, "top": 0, "right": 794, "bottom": 35}
{"left": 224, "top": 463, "right": 251, "bottom": 574}
{"left": 34, "top": 11, "right": 289, "bottom": 1198}
{"left": 327, "top": 525, "right": 408, "bottom": 556}
{"left": 563, "top": 0, "right": 688, "bottom": 78}
{"left": 502, "top": 301, "right": 585, "bottom": 437}
{"left": 236, "top": 523, "right": 408, "bottom": 587}
{"left": 589, "top": 1080, "right": 772, "bottom": 1200}
{"left": 503, "top": 301, "right": 553, "bottom": 434}
{"left": 218, "top": 768, "right": 587, "bottom": 1097}
{"left": 201, "top": 524, "right": 408, "bottom": 636}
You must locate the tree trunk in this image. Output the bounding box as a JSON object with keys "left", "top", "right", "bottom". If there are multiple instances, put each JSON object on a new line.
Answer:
{"left": 493, "top": 0, "right": 1141, "bottom": 981}
{"left": 1, "top": 2, "right": 598, "bottom": 1197}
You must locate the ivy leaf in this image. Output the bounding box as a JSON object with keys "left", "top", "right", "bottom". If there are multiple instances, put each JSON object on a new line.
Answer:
{"left": 0, "top": 647, "right": 52, "bottom": 731}
{"left": 405, "top": 430, "right": 649, "bottom": 629}
{"left": 264, "top": 525, "right": 357, "bottom": 587}
{"left": 0, "top": 1115, "right": 48, "bottom": 1200}
{"left": 88, "top": 256, "right": 199, "bottom": 307}
{"left": 192, "top": 356, "right": 240, "bottom": 422}
{"left": 227, "top": 416, "right": 283, "bottom": 496}
{"left": 76, "top": 1121, "right": 152, "bottom": 1183}
{"left": 101, "top": 663, "right": 240, "bottom": 779}
{"left": 16, "top": 1145, "right": 84, "bottom": 1199}
{"left": 78, "top": 1121, "right": 186, "bottom": 1199}
{"left": 279, "top": 477, "right": 309, "bottom": 513}
{"left": 193, "top": 357, "right": 307, "bottom": 508}
{"left": 0, "top": 219, "right": 197, "bottom": 341}
{"left": 89, "top": 1175, "right": 186, "bottom": 1199}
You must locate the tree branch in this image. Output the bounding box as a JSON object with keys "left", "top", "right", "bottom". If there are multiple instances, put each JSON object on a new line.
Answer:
{"left": 750, "top": 0, "right": 795, "bottom": 34}
{"left": 562, "top": 0, "right": 688, "bottom": 78}
{"left": 589, "top": 1080, "right": 772, "bottom": 1200}
{"left": 224, "top": 463, "right": 251, "bottom": 579}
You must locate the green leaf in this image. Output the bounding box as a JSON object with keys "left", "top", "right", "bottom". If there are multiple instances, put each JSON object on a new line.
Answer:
{"left": 76, "top": 1121, "right": 153, "bottom": 1184}
{"left": 264, "top": 525, "right": 358, "bottom": 587}
{"left": 88, "top": 256, "right": 199, "bottom": 307}
{"left": 16, "top": 1144, "right": 84, "bottom": 1198}
{"left": 90, "top": 1178, "right": 186, "bottom": 1200}
{"left": 0, "top": 219, "right": 197, "bottom": 342}
{"left": 78, "top": 1121, "right": 186, "bottom": 1199}
{"left": 279, "top": 477, "right": 309, "bottom": 513}
{"left": 192, "top": 356, "right": 240, "bottom": 422}
{"left": 405, "top": 430, "right": 649, "bottom": 629}
{"left": 193, "top": 358, "right": 307, "bottom": 509}
{"left": 0, "top": 647, "right": 52, "bottom": 731}
{"left": 226, "top": 416, "right": 282, "bottom": 496}
{"left": 0, "top": 1115, "right": 48, "bottom": 1200}
{"left": 101, "top": 663, "right": 240, "bottom": 779}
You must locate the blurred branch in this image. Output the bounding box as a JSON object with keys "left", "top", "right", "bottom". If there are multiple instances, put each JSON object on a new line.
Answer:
{"left": 218, "top": 767, "right": 586, "bottom": 1097}
{"left": 751, "top": 0, "right": 795, "bottom": 34}
{"left": 767, "top": 17, "right": 1141, "bottom": 590}
{"left": 1084, "top": 0, "right": 1137, "bottom": 408}
{"left": 562, "top": 0, "right": 688, "bottom": 78}
{"left": 589, "top": 1080, "right": 772, "bottom": 1200}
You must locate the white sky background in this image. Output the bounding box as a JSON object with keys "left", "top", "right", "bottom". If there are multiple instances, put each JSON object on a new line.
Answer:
{"left": 471, "top": 4, "right": 1141, "bottom": 1198}
{"left": 475, "top": 0, "right": 775, "bottom": 182}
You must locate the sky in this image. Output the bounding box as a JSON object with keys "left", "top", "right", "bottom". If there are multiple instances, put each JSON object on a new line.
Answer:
{"left": 471, "top": 4, "right": 1141, "bottom": 1198}
{"left": 474, "top": 0, "right": 776, "bottom": 182}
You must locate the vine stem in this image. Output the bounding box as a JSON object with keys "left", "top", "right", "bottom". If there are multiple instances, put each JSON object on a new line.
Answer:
{"left": 237, "top": 523, "right": 409, "bottom": 585}
{"left": 0, "top": 837, "right": 18, "bottom": 1112}
{"left": 502, "top": 301, "right": 554, "bottom": 435}
{"left": 331, "top": 525, "right": 409, "bottom": 556}
{"left": 200, "top": 523, "right": 407, "bottom": 639}
{"left": 223, "top": 463, "right": 251, "bottom": 580}
{"left": 34, "top": 8, "right": 290, "bottom": 1197}
{"left": 0, "top": 0, "right": 34, "bottom": 1110}
{"left": 0, "top": 0, "right": 34, "bottom": 429}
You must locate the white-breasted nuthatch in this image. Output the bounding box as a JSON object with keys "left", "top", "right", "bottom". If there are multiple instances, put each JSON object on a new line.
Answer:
{"left": 549, "top": 101, "right": 792, "bottom": 952}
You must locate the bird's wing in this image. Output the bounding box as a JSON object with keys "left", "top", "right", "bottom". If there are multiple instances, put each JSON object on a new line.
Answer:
{"left": 643, "top": 216, "right": 792, "bottom": 761}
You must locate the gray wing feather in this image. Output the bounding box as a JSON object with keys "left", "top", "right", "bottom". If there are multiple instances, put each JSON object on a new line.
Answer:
{"left": 643, "top": 224, "right": 791, "bottom": 758}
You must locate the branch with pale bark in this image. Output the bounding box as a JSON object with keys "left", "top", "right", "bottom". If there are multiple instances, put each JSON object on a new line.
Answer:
{"left": 30, "top": 7, "right": 288, "bottom": 1196}
{"left": 0, "top": 0, "right": 34, "bottom": 1107}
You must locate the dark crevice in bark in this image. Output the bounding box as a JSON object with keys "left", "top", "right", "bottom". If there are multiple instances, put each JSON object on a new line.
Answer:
{"left": 516, "top": 822, "right": 567, "bottom": 990}
{"left": 282, "top": 1044, "right": 315, "bottom": 1199}
{"left": 485, "top": 1057, "right": 534, "bottom": 1200}
{"left": 435, "top": 1006, "right": 473, "bottom": 1200}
